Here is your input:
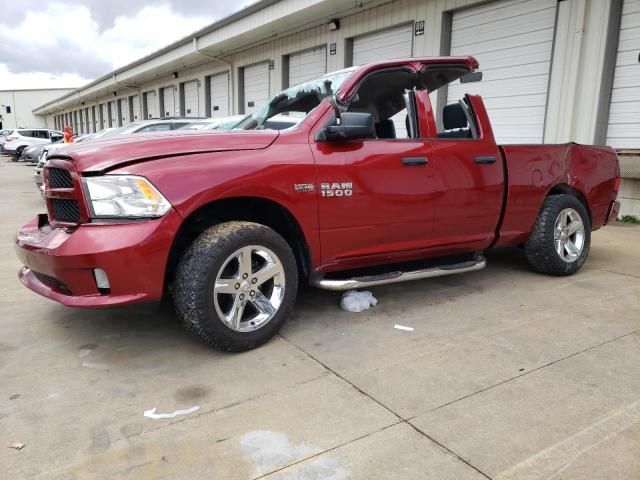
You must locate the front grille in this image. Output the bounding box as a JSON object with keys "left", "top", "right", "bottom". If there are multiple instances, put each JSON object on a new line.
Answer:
{"left": 51, "top": 199, "right": 80, "bottom": 223}
{"left": 48, "top": 168, "right": 73, "bottom": 188}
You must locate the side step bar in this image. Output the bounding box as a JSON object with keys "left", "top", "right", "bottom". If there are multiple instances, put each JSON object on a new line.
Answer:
{"left": 310, "top": 257, "right": 486, "bottom": 291}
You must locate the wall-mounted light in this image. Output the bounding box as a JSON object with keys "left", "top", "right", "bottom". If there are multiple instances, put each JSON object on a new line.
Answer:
{"left": 112, "top": 92, "right": 117, "bottom": 97}
{"left": 173, "top": 72, "right": 179, "bottom": 79}
{"left": 328, "top": 19, "right": 340, "bottom": 31}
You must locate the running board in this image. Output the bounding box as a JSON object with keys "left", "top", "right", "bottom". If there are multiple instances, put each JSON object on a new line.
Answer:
{"left": 310, "top": 257, "right": 486, "bottom": 291}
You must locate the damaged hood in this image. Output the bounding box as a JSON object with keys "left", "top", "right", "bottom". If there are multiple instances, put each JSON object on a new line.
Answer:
{"left": 49, "top": 130, "right": 280, "bottom": 172}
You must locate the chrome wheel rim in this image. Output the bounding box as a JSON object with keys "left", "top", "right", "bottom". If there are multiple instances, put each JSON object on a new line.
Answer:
{"left": 213, "top": 245, "right": 285, "bottom": 332}
{"left": 554, "top": 208, "right": 585, "bottom": 263}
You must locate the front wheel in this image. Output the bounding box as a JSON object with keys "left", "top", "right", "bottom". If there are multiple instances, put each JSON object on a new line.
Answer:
{"left": 524, "top": 194, "right": 591, "bottom": 276}
{"left": 173, "top": 221, "right": 298, "bottom": 352}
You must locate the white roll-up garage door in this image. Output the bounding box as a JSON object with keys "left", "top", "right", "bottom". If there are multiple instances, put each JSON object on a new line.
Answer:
{"left": 183, "top": 80, "right": 199, "bottom": 117}
{"left": 243, "top": 62, "right": 270, "bottom": 114}
{"left": 108, "top": 101, "right": 117, "bottom": 127}
{"left": 99, "top": 104, "right": 106, "bottom": 129}
{"left": 162, "top": 86, "right": 176, "bottom": 117}
{"left": 607, "top": 0, "right": 640, "bottom": 149}
{"left": 289, "top": 46, "right": 327, "bottom": 86}
{"left": 131, "top": 95, "right": 141, "bottom": 122}
{"left": 144, "top": 91, "right": 157, "bottom": 119}
{"left": 209, "top": 73, "right": 229, "bottom": 118}
{"left": 120, "top": 98, "right": 130, "bottom": 125}
{"left": 447, "top": 0, "right": 557, "bottom": 144}
{"left": 352, "top": 23, "right": 413, "bottom": 65}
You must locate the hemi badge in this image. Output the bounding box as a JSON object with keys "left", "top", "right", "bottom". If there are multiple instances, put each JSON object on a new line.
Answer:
{"left": 294, "top": 183, "right": 315, "bottom": 192}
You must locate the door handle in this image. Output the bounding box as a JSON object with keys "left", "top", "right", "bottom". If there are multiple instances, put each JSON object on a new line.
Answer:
{"left": 474, "top": 156, "right": 497, "bottom": 164}
{"left": 402, "top": 157, "right": 428, "bottom": 166}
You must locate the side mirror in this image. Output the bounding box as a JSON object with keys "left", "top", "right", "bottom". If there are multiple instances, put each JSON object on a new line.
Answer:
{"left": 460, "top": 71, "right": 483, "bottom": 83}
{"left": 323, "top": 112, "right": 375, "bottom": 141}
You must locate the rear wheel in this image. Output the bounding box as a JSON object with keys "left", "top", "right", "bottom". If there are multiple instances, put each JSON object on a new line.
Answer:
{"left": 173, "top": 221, "right": 298, "bottom": 351}
{"left": 524, "top": 194, "right": 590, "bottom": 276}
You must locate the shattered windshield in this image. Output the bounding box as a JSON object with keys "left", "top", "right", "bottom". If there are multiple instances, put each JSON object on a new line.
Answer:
{"left": 228, "top": 67, "right": 358, "bottom": 131}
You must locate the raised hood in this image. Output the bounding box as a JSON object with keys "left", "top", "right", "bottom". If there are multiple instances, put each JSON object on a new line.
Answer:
{"left": 49, "top": 130, "right": 280, "bottom": 172}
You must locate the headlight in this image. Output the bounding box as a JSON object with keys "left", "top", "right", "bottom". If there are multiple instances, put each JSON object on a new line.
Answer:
{"left": 83, "top": 175, "right": 171, "bottom": 218}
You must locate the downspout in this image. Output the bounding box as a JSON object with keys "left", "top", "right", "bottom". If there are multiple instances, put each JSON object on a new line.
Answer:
{"left": 193, "top": 37, "right": 234, "bottom": 115}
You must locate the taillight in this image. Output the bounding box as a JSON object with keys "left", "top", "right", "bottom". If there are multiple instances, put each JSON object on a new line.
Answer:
{"left": 614, "top": 157, "right": 621, "bottom": 195}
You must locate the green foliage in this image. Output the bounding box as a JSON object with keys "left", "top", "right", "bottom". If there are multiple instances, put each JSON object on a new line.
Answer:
{"left": 621, "top": 215, "right": 639, "bottom": 224}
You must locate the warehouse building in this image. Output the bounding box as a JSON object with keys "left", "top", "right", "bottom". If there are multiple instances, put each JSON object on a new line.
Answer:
{"left": 0, "top": 88, "right": 74, "bottom": 130}
{"left": 32, "top": 0, "right": 640, "bottom": 216}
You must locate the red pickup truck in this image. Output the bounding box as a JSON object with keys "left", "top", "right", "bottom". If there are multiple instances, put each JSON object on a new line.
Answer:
{"left": 15, "top": 56, "right": 620, "bottom": 351}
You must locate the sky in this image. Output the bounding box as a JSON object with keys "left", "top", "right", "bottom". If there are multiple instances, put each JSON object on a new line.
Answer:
{"left": 0, "top": 1, "right": 257, "bottom": 90}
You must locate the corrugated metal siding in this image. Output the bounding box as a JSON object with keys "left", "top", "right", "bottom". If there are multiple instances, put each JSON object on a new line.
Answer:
{"left": 288, "top": 45, "right": 327, "bottom": 86}
{"left": 210, "top": 73, "right": 229, "bottom": 118}
{"left": 243, "top": 62, "right": 270, "bottom": 113}
{"left": 607, "top": 0, "right": 640, "bottom": 149}
{"left": 448, "top": 0, "right": 557, "bottom": 144}
{"left": 144, "top": 91, "right": 157, "bottom": 119}
{"left": 352, "top": 23, "right": 413, "bottom": 65}
{"left": 183, "top": 80, "right": 199, "bottom": 117}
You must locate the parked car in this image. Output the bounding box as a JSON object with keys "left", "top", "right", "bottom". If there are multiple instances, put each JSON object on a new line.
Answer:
{"left": 99, "top": 119, "right": 196, "bottom": 137}
{"left": 3, "top": 129, "right": 63, "bottom": 160}
{"left": 15, "top": 57, "right": 620, "bottom": 352}
{"left": 181, "top": 116, "right": 246, "bottom": 131}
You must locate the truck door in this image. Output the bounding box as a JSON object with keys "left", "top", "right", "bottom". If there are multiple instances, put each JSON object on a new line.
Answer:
{"left": 421, "top": 92, "right": 504, "bottom": 251}
{"left": 310, "top": 70, "right": 439, "bottom": 264}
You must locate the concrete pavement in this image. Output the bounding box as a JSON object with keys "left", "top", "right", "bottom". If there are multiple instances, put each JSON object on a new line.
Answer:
{"left": 1, "top": 159, "right": 638, "bottom": 479}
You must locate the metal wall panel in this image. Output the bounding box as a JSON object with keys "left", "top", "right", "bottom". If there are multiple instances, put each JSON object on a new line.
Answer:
{"left": 607, "top": 0, "right": 640, "bottom": 148}
{"left": 352, "top": 23, "right": 413, "bottom": 65}
{"left": 183, "top": 80, "right": 200, "bottom": 117}
{"left": 243, "top": 62, "right": 270, "bottom": 114}
{"left": 288, "top": 45, "right": 327, "bottom": 86}
{"left": 209, "top": 73, "right": 229, "bottom": 118}
{"left": 447, "top": 0, "right": 557, "bottom": 144}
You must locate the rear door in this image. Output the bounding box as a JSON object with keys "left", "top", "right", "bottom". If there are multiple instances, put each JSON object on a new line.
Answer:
{"left": 425, "top": 93, "right": 504, "bottom": 250}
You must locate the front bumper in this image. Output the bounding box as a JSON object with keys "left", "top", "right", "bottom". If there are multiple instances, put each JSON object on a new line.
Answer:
{"left": 15, "top": 211, "right": 182, "bottom": 307}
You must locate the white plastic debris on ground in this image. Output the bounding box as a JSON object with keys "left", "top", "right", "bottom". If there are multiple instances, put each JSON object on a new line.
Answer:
{"left": 340, "top": 290, "right": 377, "bottom": 313}
{"left": 143, "top": 406, "right": 200, "bottom": 419}
{"left": 394, "top": 324, "right": 414, "bottom": 332}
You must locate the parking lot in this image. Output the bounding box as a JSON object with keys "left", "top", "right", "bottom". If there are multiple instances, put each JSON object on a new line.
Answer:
{"left": 1, "top": 158, "right": 639, "bottom": 479}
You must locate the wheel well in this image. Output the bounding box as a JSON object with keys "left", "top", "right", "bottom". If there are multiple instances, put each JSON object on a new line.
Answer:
{"left": 548, "top": 184, "right": 592, "bottom": 224}
{"left": 165, "top": 197, "right": 311, "bottom": 289}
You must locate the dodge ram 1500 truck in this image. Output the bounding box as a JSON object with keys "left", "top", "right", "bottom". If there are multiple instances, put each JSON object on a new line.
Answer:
{"left": 15, "top": 56, "right": 620, "bottom": 351}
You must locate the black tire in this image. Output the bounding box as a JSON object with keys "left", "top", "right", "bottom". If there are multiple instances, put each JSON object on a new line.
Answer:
{"left": 173, "top": 221, "right": 298, "bottom": 352}
{"left": 12, "top": 146, "right": 25, "bottom": 162}
{"left": 524, "top": 194, "right": 591, "bottom": 276}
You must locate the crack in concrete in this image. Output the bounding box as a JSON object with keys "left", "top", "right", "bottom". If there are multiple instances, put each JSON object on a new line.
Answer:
{"left": 278, "top": 334, "right": 494, "bottom": 480}
{"left": 251, "top": 422, "right": 402, "bottom": 479}
{"left": 418, "top": 328, "right": 640, "bottom": 416}
{"left": 277, "top": 328, "right": 640, "bottom": 480}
